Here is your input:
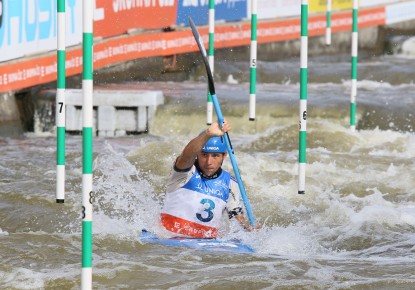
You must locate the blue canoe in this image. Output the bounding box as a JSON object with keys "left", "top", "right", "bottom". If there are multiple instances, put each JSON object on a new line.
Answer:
{"left": 140, "top": 230, "right": 253, "bottom": 254}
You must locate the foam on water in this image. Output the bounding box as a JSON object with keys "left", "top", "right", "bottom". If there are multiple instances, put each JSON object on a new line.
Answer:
{"left": 79, "top": 117, "right": 414, "bottom": 269}
{"left": 2, "top": 53, "right": 415, "bottom": 288}
{"left": 402, "top": 37, "right": 415, "bottom": 56}
{"left": 92, "top": 141, "right": 161, "bottom": 238}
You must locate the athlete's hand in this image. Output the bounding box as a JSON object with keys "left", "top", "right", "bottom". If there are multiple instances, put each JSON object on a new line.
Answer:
{"left": 206, "top": 119, "right": 230, "bottom": 137}
{"left": 244, "top": 222, "right": 262, "bottom": 231}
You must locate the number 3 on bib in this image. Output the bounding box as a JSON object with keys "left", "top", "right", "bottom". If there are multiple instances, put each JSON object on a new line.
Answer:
{"left": 196, "top": 198, "right": 215, "bottom": 222}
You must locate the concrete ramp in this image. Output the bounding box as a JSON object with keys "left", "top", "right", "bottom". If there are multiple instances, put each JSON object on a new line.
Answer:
{"left": 34, "top": 89, "right": 164, "bottom": 136}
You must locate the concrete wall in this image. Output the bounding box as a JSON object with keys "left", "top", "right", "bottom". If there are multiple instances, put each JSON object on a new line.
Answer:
{"left": 0, "top": 92, "right": 25, "bottom": 136}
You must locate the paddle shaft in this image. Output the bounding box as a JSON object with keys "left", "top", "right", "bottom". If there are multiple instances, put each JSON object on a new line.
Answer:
{"left": 211, "top": 94, "right": 256, "bottom": 226}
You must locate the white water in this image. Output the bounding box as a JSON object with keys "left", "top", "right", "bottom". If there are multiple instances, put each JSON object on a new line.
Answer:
{"left": 1, "top": 53, "right": 415, "bottom": 288}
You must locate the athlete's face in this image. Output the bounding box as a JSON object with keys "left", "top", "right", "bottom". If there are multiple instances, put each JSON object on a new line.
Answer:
{"left": 196, "top": 152, "right": 227, "bottom": 176}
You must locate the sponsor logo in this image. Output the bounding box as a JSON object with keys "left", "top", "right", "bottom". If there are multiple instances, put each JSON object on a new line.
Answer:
{"left": 205, "top": 146, "right": 219, "bottom": 151}
{"left": 196, "top": 182, "right": 224, "bottom": 198}
{"left": 182, "top": 0, "right": 243, "bottom": 8}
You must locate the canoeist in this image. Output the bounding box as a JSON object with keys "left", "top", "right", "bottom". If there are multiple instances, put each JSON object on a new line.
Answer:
{"left": 161, "top": 120, "right": 260, "bottom": 238}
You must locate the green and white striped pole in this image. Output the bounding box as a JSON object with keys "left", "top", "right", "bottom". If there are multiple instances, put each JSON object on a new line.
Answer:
{"left": 350, "top": 0, "right": 358, "bottom": 132}
{"left": 82, "top": 0, "right": 94, "bottom": 288}
{"left": 206, "top": 0, "right": 214, "bottom": 125}
{"left": 326, "top": 0, "right": 332, "bottom": 46}
{"left": 298, "top": 0, "right": 308, "bottom": 195}
{"left": 56, "top": 0, "right": 66, "bottom": 204}
{"left": 249, "top": 0, "right": 258, "bottom": 121}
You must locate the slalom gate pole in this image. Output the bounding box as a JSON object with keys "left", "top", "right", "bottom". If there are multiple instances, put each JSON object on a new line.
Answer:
{"left": 326, "top": 0, "right": 332, "bottom": 46}
{"left": 56, "top": 0, "right": 66, "bottom": 204}
{"left": 249, "top": 0, "right": 258, "bottom": 121}
{"left": 206, "top": 0, "right": 215, "bottom": 125}
{"left": 188, "top": 17, "right": 256, "bottom": 226}
{"left": 82, "top": 0, "right": 94, "bottom": 288}
{"left": 298, "top": 0, "right": 308, "bottom": 195}
{"left": 350, "top": 0, "right": 359, "bottom": 132}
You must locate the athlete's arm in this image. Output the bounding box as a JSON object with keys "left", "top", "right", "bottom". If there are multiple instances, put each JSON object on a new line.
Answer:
{"left": 165, "top": 164, "right": 195, "bottom": 193}
{"left": 175, "top": 120, "right": 230, "bottom": 170}
{"left": 228, "top": 179, "right": 261, "bottom": 231}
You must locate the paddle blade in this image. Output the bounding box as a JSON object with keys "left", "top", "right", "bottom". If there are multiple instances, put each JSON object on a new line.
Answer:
{"left": 188, "top": 16, "right": 216, "bottom": 96}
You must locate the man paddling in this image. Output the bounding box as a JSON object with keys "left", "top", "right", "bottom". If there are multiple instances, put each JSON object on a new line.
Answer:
{"left": 160, "top": 120, "right": 259, "bottom": 239}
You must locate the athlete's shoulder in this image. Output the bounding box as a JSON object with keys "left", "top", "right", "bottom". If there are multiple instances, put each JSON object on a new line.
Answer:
{"left": 219, "top": 169, "right": 235, "bottom": 180}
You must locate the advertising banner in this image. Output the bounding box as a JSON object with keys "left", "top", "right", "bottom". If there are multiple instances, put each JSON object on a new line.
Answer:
{"left": 94, "top": 0, "right": 178, "bottom": 38}
{"left": 361, "top": 0, "right": 400, "bottom": 8}
{"left": 0, "top": 6, "right": 387, "bottom": 93}
{"left": 385, "top": 0, "right": 415, "bottom": 24}
{"left": 176, "top": 0, "right": 247, "bottom": 26}
{"left": 310, "top": 0, "right": 351, "bottom": 13}
{"left": 247, "top": 0, "right": 300, "bottom": 20}
{"left": 0, "top": 0, "right": 179, "bottom": 63}
{"left": 0, "top": 0, "right": 82, "bottom": 62}
{"left": 310, "top": 0, "right": 400, "bottom": 13}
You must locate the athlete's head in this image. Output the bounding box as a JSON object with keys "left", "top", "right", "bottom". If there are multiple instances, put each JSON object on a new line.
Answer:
{"left": 197, "top": 131, "right": 227, "bottom": 177}
{"left": 201, "top": 135, "right": 227, "bottom": 153}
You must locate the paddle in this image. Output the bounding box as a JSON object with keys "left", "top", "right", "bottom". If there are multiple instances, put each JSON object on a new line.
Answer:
{"left": 188, "top": 17, "right": 256, "bottom": 227}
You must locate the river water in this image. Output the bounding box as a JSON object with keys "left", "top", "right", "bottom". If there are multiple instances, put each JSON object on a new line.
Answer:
{"left": 1, "top": 45, "right": 415, "bottom": 289}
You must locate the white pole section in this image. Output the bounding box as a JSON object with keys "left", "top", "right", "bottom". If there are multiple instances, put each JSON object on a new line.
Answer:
{"left": 350, "top": 0, "right": 359, "bottom": 132}
{"left": 249, "top": 0, "right": 258, "bottom": 121}
{"left": 298, "top": 0, "right": 308, "bottom": 195}
{"left": 56, "top": 0, "right": 66, "bottom": 203}
{"left": 326, "top": 0, "right": 332, "bottom": 46}
{"left": 206, "top": 0, "right": 215, "bottom": 125}
{"left": 82, "top": 0, "right": 94, "bottom": 288}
